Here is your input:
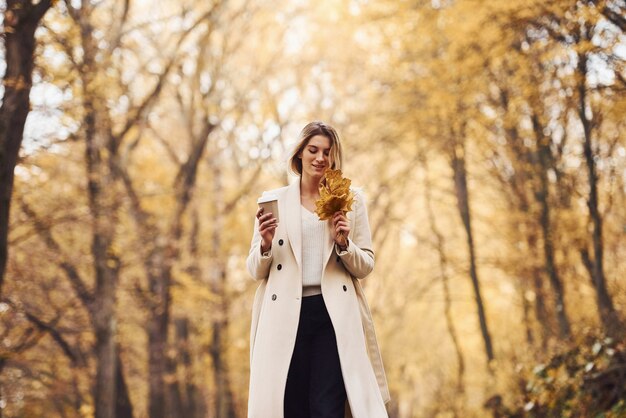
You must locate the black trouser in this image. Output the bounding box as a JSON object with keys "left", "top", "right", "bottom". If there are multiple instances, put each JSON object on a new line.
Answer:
{"left": 284, "top": 294, "right": 347, "bottom": 418}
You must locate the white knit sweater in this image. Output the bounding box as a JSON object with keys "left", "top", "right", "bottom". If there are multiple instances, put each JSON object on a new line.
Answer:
{"left": 301, "top": 206, "right": 325, "bottom": 296}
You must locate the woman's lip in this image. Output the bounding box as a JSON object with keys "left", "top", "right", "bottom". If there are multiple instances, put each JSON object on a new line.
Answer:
{"left": 313, "top": 165, "right": 325, "bottom": 169}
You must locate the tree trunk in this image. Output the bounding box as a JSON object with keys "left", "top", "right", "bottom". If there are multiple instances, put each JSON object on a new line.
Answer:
{"left": 145, "top": 134, "right": 210, "bottom": 418}
{"left": 532, "top": 272, "right": 550, "bottom": 350}
{"left": 169, "top": 316, "right": 204, "bottom": 418}
{"left": 80, "top": 8, "right": 121, "bottom": 416}
{"left": 0, "top": 0, "right": 53, "bottom": 296}
{"left": 181, "top": 209, "right": 207, "bottom": 418}
{"left": 533, "top": 120, "right": 572, "bottom": 340}
{"left": 147, "top": 252, "right": 171, "bottom": 418}
{"left": 522, "top": 231, "right": 550, "bottom": 350}
{"left": 521, "top": 278, "right": 534, "bottom": 347}
{"left": 576, "top": 52, "right": 623, "bottom": 336}
{"left": 116, "top": 350, "right": 135, "bottom": 418}
{"left": 209, "top": 163, "right": 237, "bottom": 418}
{"left": 496, "top": 87, "right": 554, "bottom": 351}
{"left": 422, "top": 154, "right": 466, "bottom": 395}
{"left": 449, "top": 139, "right": 495, "bottom": 365}
{"left": 84, "top": 97, "right": 120, "bottom": 418}
{"left": 166, "top": 329, "right": 185, "bottom": 418}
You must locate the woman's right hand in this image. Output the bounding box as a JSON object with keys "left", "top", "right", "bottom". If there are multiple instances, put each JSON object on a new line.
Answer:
{"left": 257, "top": 207, "right": 278, "bottom": 252}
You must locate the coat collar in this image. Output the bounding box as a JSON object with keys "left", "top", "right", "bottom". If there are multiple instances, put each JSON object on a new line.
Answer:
{"left": 284, "top": 179, "right": 334, "bottom": 270}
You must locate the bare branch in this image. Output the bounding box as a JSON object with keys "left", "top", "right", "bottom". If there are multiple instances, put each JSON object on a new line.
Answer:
{"left": 115, "top": 4, "right": 224, "bottom": 142}
{"left": 32, "top": 0, "right": 54, "bottom": 22}
{"left": 9, "top": 212, "right": 87, "bottom": 247}
{"left": 18, "top": 199, "right": 94, "bottom": 310}
{"left": 147, "top": 122, "right": 182, "bottom": 166}
{"left": 601, "top": 4, "right": 626, "bottom": 31}
{"left": 63, "top": 0, "right": 80, "bottom": 22}
{"left": 40, "top": 21, "right": 82, "bottom": 70}
{"left": 223, "top": 163, "right": 263, "bottom": 214}
{"left": 8, "top": 300, "right": 85, "bottom": 366}
{"left": 173, "top": 123, "right": 215, "bottom": 193}
{"left": 107, "top": 0, "right": 131, "bottom": 54}
{"left": 9, "top": 325, "right": 41, "bottom": 355}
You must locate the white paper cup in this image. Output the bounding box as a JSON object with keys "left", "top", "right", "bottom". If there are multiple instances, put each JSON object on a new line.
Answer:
{"left": 257, "top": 194, "right": 279, "bottom": 223}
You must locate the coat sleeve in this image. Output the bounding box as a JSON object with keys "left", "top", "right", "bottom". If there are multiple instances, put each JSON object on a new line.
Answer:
{"left": 335, "top": 189, "right": 375, "bottom": 279}
{"left": 246, "top": 214, "right": 273, "bottom": 281}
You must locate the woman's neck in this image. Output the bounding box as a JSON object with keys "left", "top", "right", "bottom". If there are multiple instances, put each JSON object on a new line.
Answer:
{"left": 300, "top": 173, "right": 322, "bottom": 198}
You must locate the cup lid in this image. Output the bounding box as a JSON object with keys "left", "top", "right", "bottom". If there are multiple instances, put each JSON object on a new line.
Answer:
{"left": 257, "top": 193, "right": 278, "bottom": 204}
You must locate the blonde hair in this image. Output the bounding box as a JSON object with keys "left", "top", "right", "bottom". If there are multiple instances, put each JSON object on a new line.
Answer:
{"left": 289, "top": 121, "right": 344, "bottom": 176}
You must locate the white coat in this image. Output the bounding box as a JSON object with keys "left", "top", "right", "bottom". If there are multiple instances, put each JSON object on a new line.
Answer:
{"left": 246, "top": 180, "right": 390, "bottom": 418}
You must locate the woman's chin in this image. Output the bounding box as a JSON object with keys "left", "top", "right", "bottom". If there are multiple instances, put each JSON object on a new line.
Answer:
{"left": 306, "top": 169, "right": 324, "bottom": 177}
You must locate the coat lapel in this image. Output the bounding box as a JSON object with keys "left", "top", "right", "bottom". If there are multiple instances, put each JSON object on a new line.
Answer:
{"left": 323, "top": 219, "right": 334, "bottom": 266}
{"left": 285, "top": 181, "right": 302, "bottom": 269}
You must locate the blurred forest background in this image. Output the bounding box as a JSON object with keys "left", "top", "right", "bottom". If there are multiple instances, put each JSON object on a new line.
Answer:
{"left": 1, "top": 0, "right": 625, "bottom": 417}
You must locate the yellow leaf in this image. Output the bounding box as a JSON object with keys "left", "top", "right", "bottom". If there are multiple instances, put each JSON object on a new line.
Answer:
{"left": 314, "top": 169, "right": 354, "bottom": 220}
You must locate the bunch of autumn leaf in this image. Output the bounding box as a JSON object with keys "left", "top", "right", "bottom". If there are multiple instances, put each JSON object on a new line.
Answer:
{"left": 314, "top": 169, "right": 354, "bottom": 222}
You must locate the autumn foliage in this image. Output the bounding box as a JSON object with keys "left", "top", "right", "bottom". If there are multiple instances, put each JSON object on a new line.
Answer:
{"left": 315, "top": 169, "right": 354, "bottom": 220}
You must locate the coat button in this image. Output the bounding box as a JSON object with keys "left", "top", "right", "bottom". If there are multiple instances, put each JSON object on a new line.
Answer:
{"left": 272, "top": 294, "right": 277, "bottom": 301}
{"left": 343, "top": 285, "right": 347, "bottom": 292}
{"left": 277, "top": 264, "right": 282, "bottom": 270}
{"left": 279, "top": 239, "right": 284, "bottom": 246}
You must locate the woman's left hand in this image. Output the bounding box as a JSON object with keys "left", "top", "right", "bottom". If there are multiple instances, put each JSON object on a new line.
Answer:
{"left": 332, "top": 211, "right": 350, "bottom": 248}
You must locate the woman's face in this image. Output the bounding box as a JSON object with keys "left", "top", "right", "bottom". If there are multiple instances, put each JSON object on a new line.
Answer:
{"left": 300, "top": 135, "right": 331, "bottom": 180}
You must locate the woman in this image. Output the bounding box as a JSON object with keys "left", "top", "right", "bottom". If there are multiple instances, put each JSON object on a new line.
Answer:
{"left": 246, "top": 121, "right": 389, "bottom": 418}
